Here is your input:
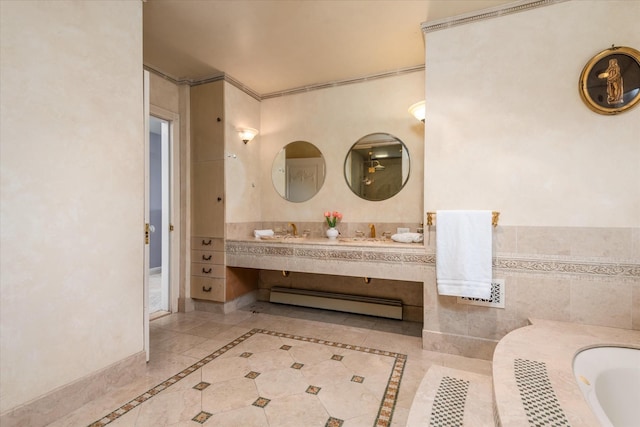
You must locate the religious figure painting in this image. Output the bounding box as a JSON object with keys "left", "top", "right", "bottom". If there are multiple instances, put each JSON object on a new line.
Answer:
{"left": 579, "top": 46, "right": 640, "bottom": 115}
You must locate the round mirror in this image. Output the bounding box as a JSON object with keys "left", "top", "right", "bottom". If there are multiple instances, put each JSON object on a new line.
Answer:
{"left": 344, "top": 133, "right": 410, "bottom": 201}
{"left": 272, "top": 141, "right": 326, "bottom": 202}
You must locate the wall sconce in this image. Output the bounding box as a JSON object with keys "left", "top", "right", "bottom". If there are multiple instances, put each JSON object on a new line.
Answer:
{"left": 408, "top": 101, "right": 426, "bottom": 122}
{"left": 237, "top": 127, "right": 259, "bottom": 144}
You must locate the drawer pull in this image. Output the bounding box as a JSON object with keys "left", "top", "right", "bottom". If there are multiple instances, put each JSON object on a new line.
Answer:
{"left": 202, "top": 254, "right": 212, "bottom": 261}
{"left": 202, "top": 286, "right": 212, "bottom": 292}
{"left": 202, "top": 268, "right": 212, "bottom": 274}
{"left": 202, "top": 239, "right": 212, "bottom": 246}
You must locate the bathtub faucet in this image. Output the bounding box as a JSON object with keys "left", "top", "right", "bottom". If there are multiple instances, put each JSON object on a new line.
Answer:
{"left": 369, "top": 224, "right": 376, "bottom": 238}
{"left": 288, "top": 222, "right": 298, "bottom": 236}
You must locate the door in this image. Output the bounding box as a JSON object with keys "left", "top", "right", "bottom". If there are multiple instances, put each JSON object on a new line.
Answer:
{"left": 149, "top": 116, "right": 170, "bottom": 316}
{"left": 143, "top": 71, "right": 150, "bottom": 361}
{"left": 149, "top": 105, "right": 180, "bottom": 315}
{"left": 144, "top": 79, "right": 180, "bottom": 362}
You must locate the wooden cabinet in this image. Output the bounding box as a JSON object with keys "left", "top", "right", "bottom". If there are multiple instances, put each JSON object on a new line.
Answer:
{"left": 190, "top": 81, "right": 224, "bottom": 161}
{"left": 190, "top": 81, "right": 226, "bottom": 302}
{"left": 191, "top": 160, "right": 224, "bottom": 237}
{"left": 189, "top": 80, "right": 259, "bottom": 304}
{"left": 190, "top": 237, "right": 225, "bottom": 302}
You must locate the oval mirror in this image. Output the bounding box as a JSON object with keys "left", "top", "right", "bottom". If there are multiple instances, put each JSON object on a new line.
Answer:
{"left": 272, "top": 141, "right": 326, "bottom": 202}
{"left": 344, "top": 133, "right": 410, "bottom": 201}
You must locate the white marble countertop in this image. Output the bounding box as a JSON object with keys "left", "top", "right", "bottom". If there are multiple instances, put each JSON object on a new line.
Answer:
{"left": 493, "top": 319, "right": 640, "bottom": 426}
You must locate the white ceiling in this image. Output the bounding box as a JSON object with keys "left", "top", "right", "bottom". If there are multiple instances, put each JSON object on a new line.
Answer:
{"left": 143, "top": 0, "right": 514, "bottom": 96}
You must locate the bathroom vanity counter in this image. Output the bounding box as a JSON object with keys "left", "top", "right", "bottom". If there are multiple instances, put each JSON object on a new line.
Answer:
{"left": 225, "top": 237, "right": 429, "bottom": 281}
{"left": 493, "top": 319, "right": 640, "bottom": 427}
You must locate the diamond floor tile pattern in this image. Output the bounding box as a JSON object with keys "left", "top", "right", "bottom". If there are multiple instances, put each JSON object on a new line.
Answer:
{"left": 88, "top": 328, "right": 406, "bottom": 426}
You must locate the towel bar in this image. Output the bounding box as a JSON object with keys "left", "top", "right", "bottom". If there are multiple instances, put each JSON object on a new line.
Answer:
{"left": 426, "top": 211, "right": 500, "bottom": 227}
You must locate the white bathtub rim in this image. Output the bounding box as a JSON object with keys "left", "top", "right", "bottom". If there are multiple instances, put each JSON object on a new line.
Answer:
{"left": 573, "top": 345, "right": 640, "bottom": 427}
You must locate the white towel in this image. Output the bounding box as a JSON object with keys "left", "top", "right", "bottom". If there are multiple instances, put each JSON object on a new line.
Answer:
{"left": 254, "top": 229, "right": 275, "bottom": 239}
{"left": 436, "top": 210, "right": 492, "bottom": 299}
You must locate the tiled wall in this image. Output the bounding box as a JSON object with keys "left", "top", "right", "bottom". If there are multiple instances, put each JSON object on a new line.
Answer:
{"left": 226, "top": 221, "right": 423, "bottom": 240}
{"left": 421, "top": 226, "right": 640, "bottom": 360}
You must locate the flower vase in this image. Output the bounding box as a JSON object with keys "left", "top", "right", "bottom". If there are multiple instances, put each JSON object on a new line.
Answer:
{"left": 326, "top": 227, "right": 339, "bottom": 240}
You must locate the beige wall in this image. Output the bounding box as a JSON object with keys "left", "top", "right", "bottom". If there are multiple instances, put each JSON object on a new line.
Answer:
{"left": 425, "top": 0, "right": 639, "bottom": 227}
{"left": 0, "top": 1, "right": 144, "bottom": 414}
{"left": 422, "top": 0, "right": 640, "bottom": 359}
{"left": 258, "top": 71, "right": 425, "bottom": 225}
{"left": 150, "top": 72, "right": 181, "bottom": 113}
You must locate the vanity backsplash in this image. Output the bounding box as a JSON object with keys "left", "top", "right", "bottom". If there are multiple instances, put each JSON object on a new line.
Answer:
{"left": 226, "top": 221, "right": 424, "bottom": 240}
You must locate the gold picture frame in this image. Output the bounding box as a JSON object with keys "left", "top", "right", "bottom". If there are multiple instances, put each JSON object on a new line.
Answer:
{"left": 579, "top": 46, "right": 640, "bottom": 115}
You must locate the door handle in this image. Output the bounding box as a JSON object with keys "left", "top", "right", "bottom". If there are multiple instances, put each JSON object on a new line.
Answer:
{"left": 145, "top": 223, "right": 150, "bottom": 245}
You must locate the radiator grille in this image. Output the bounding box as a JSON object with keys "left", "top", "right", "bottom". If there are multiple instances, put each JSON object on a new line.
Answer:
{"left": 457, "top": 279, "right": 505, "bottom": 308}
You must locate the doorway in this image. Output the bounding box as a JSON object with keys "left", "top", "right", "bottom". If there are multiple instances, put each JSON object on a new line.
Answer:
{"left": 149, "top": 116, "right": 171, "bottom": 319}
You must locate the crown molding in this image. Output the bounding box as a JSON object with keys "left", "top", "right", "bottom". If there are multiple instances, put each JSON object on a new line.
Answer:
{"left": 261, "top": 65, "right": 425, "bottom": 99}
{"left": 421, "top": 0, "right": 568, "bottom": 34}
{"left": 144, "top": 64, "right": 425, "bottom": 101}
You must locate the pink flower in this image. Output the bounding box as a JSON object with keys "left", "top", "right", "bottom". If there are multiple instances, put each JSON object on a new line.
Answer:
{"left": 324, "top": 211, "right": 342, "bottom": 228}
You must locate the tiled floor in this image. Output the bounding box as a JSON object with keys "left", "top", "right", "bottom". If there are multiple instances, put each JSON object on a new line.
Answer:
{"left": 49, "top": 302, "right": 492, "bottom": 426}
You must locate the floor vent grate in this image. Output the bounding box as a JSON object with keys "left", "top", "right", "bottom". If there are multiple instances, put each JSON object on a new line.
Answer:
{"left": 457, "top": 279, "right": 505, "bottom": 308}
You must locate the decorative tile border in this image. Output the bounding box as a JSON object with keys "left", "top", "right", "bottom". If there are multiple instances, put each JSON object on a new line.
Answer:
{"left": 226, "top": 241, "right": 427, "bottom": 266}
{"left": 494, "top": 257, "right": 639, "bottom": 278}
{"left": 227, "top": 240, "right": 639, "bottom": 278}
{"left": 87, "top": 329, "right": 407, "bottom": 427}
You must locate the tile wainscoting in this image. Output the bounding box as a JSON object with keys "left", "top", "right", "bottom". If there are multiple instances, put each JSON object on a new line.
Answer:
{"left": 227, "top": 223, "right": 639, "bottom": 360}
{"left": 421, "top": 225, "right": 639, "bottom": 360}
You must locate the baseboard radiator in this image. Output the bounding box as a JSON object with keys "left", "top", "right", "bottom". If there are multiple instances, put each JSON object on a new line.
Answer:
{"left": 269, "top": 286, "right": 403, "bottom": 320}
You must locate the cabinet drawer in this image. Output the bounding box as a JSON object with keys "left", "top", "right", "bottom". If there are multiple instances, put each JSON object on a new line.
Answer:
{"left": 192, "top": 250, "right": 224, "bottom": 265}
{"left": 190, "top": 276, "right": 225, "bottom": 302}
{"left": 191, "top": 263, "right": 225, "bottom": 278}
{"left": 192, "top": 237, "right": 224, "bottom": 251}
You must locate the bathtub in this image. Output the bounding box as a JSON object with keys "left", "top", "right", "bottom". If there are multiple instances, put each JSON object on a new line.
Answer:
{"left": 573, "top": 346, "right": 640, "bottom": 427}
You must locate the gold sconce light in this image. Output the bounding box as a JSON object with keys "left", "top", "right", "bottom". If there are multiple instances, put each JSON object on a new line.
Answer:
{"left": 408, "top": 100, "right": 426, "bottom": 122}
{"left": 238, "top": 127, "right": 259, "bottom": 144}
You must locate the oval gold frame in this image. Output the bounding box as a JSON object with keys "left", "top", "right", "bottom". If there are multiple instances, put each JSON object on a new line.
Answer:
{"left": 579, "top": 46, "right": 640, "bottom": 115}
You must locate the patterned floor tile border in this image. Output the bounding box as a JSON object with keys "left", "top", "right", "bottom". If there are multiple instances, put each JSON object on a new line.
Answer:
{"left": 88, "top": 328, "right": 407, "bottom": 427}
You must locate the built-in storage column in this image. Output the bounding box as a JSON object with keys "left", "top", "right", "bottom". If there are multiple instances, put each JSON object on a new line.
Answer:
{"left": 190, "top": 81, "right": 226, "bottom": 302}
{"left": 190, "top": 237, "right": 225, "bottom": 301}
